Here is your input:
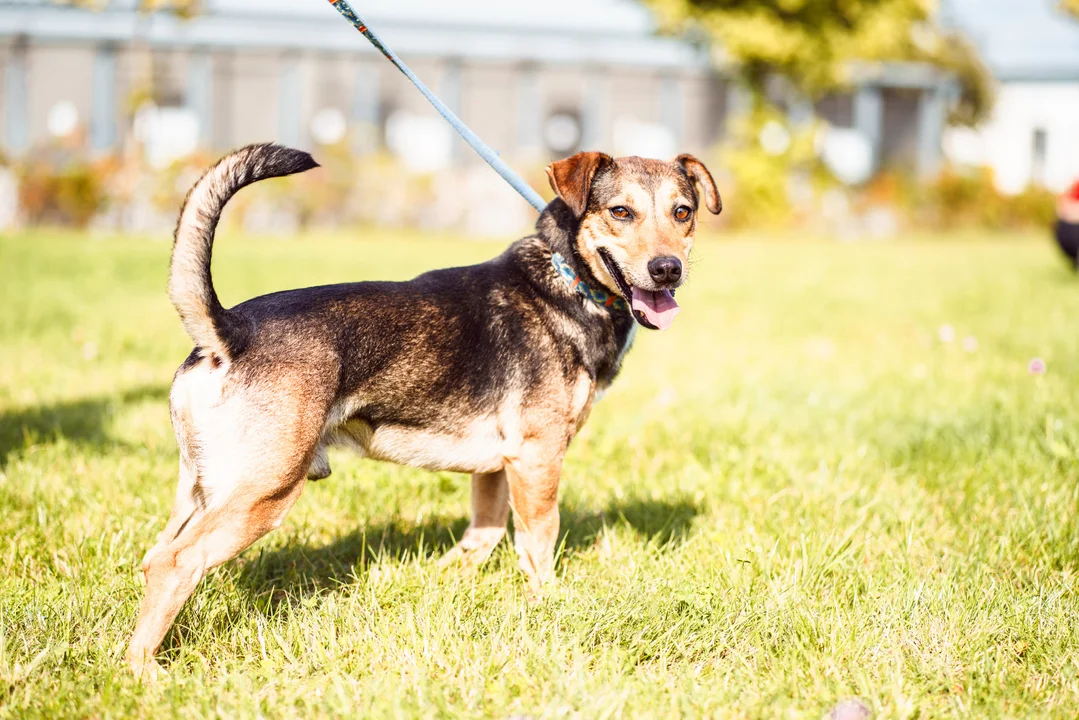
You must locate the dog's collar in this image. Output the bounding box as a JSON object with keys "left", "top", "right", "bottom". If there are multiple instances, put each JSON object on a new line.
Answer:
{"left": 551, "top": 252, "right": 628, "bottom": 311}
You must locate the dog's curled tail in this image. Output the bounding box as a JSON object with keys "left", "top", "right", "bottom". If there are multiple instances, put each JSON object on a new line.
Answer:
{"left": 169, "top": 143, "right": 318, "bottom": 360}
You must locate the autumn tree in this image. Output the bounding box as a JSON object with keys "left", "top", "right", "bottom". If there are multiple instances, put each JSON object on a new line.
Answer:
{"left": 648, "top": 0, "right": 992, "bottom": 125}
{"left": 643, "top": 0, "right": 995, "bottom": 225}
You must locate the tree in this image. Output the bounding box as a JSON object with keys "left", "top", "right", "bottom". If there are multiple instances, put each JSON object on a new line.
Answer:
{"left": 647, "top": 0, "right": 992, "bottom": 125}
{"left": 644, "top": 0, "right": 996, "bottom": 225}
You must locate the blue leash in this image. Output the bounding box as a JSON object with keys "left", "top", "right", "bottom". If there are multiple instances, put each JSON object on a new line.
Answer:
{"left": 326, "top": 0, "right": 549, "bottom": 213}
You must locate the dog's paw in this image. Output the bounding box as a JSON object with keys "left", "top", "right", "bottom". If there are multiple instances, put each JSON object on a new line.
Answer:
{"left": 125, "top": 649, "right": 165, "bottom": 682}
{"left": 517, "top": 562, "right": 557, "bottom": 601}
{"left": 127, "top": 656, "right": 164, "bottom": 682}
{"left": 523, "top": 577, "right": 559, "bottom": 604}
{"left": 437, "top": 544, "right": 491, "bottom": 571}
{"left": 436, "top": 544, "right": 469, "bottom": 569}
{"left": 438, "top": 528, "right": 506, "bottom": 569}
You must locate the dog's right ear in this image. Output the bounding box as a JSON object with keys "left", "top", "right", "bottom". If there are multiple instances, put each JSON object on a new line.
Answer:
{"left": 546, "top": 151, "right": 613, "bottom": 218}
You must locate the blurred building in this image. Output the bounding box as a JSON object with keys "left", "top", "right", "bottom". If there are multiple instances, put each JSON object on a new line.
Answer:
{"left": 0, "top": 0, "right": 953, "bottom": 178}
{"left": 943, "top": 0, "right": 1079, "bottom": 193}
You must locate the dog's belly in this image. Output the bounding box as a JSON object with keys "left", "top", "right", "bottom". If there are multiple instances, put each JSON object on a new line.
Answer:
{"left": 327, "top": 416, "right": 507, "bottom": 474}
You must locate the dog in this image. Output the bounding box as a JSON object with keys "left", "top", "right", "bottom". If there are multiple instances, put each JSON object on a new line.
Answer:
{"left": 125, "top": 143, "right": 721, "bottom": 676}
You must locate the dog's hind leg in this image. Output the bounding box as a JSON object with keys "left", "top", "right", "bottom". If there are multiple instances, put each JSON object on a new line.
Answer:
{"left": 439, "top": 470, "right": 509, "bottom": 568}
{"left": 125, "top": 473, "right": 307, "bottom": 679}
{"left": 140, "top": 458, "right": 201, "bottom": 572}
{"left": 140, "top": 397, "right": 207, "bottom": 572}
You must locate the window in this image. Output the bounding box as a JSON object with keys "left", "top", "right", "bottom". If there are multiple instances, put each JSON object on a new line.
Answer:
{"left": 1032, "top": 128, "right": 1048, "bottom": 187}
{"left": 543, "top": 111, "right": 581, "bottom": 155}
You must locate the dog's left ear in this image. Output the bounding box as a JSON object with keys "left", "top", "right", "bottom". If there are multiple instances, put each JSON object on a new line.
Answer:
{"left": 546, "top": 151, "right": 613, "bottom": 218}
{"left": 676, "top": 154, "right": 722, "bottom": 215}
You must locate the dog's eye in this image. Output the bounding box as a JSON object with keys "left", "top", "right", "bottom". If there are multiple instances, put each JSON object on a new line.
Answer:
{"left": 609, "top": 206, "right": 632, "bottom": 220}
{"left": 674, "top": 206, "right": 692, "bottom": 221}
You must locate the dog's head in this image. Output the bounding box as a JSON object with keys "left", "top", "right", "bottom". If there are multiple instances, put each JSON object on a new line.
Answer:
{"left": 546, "top": 152, "right": 721, "bottom": 330}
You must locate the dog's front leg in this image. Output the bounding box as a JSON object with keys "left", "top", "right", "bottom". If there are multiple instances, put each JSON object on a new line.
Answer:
{"left": 306, "top": 443, "right": 331, "bottom": 481}
{"left": 506, "top": 445, "right": 563, "bottom": 593}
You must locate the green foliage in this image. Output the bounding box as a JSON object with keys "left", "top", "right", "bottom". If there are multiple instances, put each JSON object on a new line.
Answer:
{"left": 646, "top": 0, "right": 997, "bottom": 231}
{"left": 932, "top": 33, "right": 995, "bottom": 127}
{"left": 651, "top": 0, "right": 929, "bottom": 93}
{"left": 16, "top": 157, "right": 113, "bottom": 228}
{"left": 153, "top": 143, "right": 362, "bottom": 233}
{"left": 917, "top": 167, "right": 1057, "bottom": 229}
{"left": 716, "top": 106, "right": 821, "bottom": 228}
{"left": 852, "top": 168, "right": 1055, "bottom": 232}
{"left": 137, "top": 0, "right": 200, "bottom": 18}
{"left": 720, "top": 137, "right": 794, "bottom": 228}
{"left": 290, "top": 141, "right": 363, "bottom": 229}
{"left": 4, "top": 231, "right": 1079, "bottom": 716}
{"left": 649, "top": 0, "right": 994, "bottom": 124}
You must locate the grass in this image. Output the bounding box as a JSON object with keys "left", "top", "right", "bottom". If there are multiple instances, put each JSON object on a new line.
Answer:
{"left": 1, "top": 226, "right": 1079, "bottom": 718}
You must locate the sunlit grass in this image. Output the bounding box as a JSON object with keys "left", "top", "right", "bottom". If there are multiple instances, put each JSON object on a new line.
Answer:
{"left": 1, "top": 228, "right": 1078, "bottom": 718}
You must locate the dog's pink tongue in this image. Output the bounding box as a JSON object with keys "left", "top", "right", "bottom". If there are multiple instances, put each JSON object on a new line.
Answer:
{"left": 630, "top": 288, "right": 680, "bottom": 330}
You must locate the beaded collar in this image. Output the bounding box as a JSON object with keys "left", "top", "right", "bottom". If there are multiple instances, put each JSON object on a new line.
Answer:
{"left": 551, "top": 252, "right": 628, "bottom": 311}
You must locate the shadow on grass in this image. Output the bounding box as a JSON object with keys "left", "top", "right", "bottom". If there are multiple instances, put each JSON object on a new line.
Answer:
{"left": 0, "top": 385, "right": 168, "bottom": 466}
{"left": 237, "top": 495, "right": 701, "bottom": 602}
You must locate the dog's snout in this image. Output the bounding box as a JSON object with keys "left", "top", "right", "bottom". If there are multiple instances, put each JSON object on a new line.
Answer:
{"left": 647, "top": 256, "right": 682, "bottom": 286}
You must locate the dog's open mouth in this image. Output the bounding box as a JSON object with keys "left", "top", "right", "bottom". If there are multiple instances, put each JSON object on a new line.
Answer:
{"left": 598, "top": 248, "right": 681, "bottom": 331}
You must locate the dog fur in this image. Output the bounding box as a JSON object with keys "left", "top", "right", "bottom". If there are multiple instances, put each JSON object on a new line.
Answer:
{"left": 125, "top": 144, "right": 721, "bottom": 677}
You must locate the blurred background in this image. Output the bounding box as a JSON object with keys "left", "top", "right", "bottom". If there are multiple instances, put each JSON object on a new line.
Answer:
{"left": 6, "top": 6, "right": 1079, "bottom": 711}
{"left": 0, "top": 0, "right": 1076, "bottom": 237}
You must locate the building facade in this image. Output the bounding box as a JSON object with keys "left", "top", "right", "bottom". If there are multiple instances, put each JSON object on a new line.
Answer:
{"left": 944, "top": 0, "right": 1079, "bottom": 193}
{"left": 0, "top": 0, "right": 721, "bottom": 166}
{"left": 0, "top": 0, "right": 954, "bottom": 181}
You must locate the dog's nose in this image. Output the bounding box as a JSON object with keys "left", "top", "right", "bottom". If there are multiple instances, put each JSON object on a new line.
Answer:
{"left": 647, "top": 256, "right": 682, "bottom": 286}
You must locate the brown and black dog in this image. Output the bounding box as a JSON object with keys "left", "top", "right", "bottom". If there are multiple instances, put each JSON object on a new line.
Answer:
{"left": 125, "top": 144, "right": 721, "bottom": 676}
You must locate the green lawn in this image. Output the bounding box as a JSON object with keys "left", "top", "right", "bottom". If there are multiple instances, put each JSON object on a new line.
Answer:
{"left": 2, "top": 228, "right": 1078, "bottom": 718}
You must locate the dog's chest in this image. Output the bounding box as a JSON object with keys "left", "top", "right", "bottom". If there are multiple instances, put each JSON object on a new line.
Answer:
{"left": 594, "top": 320, "right": 637, "bottom": 396}
{"left": 615, "top": 322, "right": 638, "bottom": 370}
